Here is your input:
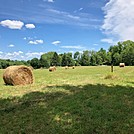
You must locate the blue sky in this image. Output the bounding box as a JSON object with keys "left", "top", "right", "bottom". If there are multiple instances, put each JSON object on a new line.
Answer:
{"left": 0, "top": 0, "right": 133, "bottom": 60}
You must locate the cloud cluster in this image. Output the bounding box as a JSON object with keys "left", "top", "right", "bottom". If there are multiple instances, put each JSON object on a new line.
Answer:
{"left": 29, "top": 40, "right": 44, "bottom": 44}
{"left": 101, "top": 38, "right": 114, "bottom": 44}
{"left": 22, "top": 5, "right": 100, "bottom": 29}
{"left": 102, "top": 0, "right": 134, "bottom": 41}
{"left": 8, "top": 44, "right": 15, "bottom": 47}
{"left": 0, "top": 20, "right": 24, "bottom": 29}
{"left": 61, "top": 45, "right": 85, "bottom": 50}
{"left": 48, "top": 0, "right": 54, "bottom": 2}
{"left": 0, "top": 51, "right": 44, "bottom": 60}
{"left": 0, "top": 51, "right": 23, "bottom": 60}
{"left": 0, "top": 4, "right": 101, "bottom": 29}
{"left": 79, "top": 8, "right": 83, "bottom": 11}
{"left": 25, "top": 24, "right": 35, "bottom": 29}
{"left": 52, "top": 40, "right": 61, "bottom": 45}
{"left": 43, "top": 0, "right": 54, "bottom": 3}
{"left": 44, "top": 8, "right": 100, "bottom": 28}
{"left": 23, "top": 37, "right": 44, "bottom": 45}
{"left": 0, "top": 20, "right": 35, "bottom": 30}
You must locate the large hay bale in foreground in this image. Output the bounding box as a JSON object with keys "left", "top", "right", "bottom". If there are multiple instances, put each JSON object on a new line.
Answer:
{"left": 28, "top": 66, "right": 34, "bottom": 71}
{"left": 3, "top": 65, "right": 34, "bottom": 86}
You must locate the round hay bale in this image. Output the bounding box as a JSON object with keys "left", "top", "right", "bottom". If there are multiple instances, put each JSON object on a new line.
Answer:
{"left": 119, "top": 63, "right": 125, "bottom": 67}
{"left": 49, "top": 66, "right": 56, "bottom": 72}
{"left": 28, "top": 66, "right": 34, "bottom": 71}
{"left": 72, "top": 66, "right": 75, "bottom": 69}
{"left": 53, "top": 66, "right": 56, "bottom": 70}
{"left": 3, "top": 65, "right": 34, "bottom": 86}
{"left": 65, "top": 66, "right": 69, "bottom": 69}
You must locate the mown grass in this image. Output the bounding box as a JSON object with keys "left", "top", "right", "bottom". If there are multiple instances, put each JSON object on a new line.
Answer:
{"left": 0, "top": 66, "right": 134, "bottom": 134}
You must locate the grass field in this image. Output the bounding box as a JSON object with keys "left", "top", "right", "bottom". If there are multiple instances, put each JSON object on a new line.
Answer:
{"left": 0, "top": 66, "right": 134, "bottom": 134}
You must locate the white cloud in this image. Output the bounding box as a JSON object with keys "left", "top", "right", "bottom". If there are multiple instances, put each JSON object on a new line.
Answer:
{"left": 0, "top": 51, "right": 24, "bottom": 60}
{"left": 18, "top": 51, "right": 23, "bottom": 54}
{"left": 28, "top": 37, "right": 33, "bottom": 40}
{"left": 34, "top": 8, "right": 100, "bottom": 29}
{"left": 79, "top": 8, "right": 83, "bottom": 11}
{"left": 0, "top": 20, "right": 24, "bottom": 29}
{"left": 8, "top": 44, "right": 15, "bottom": 47}
{"left": 102, "top": 0, "right": 134, "bottom": 41}
{"left": 67, "top": 14, "right": 80, "bottom": 19}
{"left": 101, "top": 38, "right": 114, "bottom": 44}
{"left": 47, "top": 9, "right": 80, "bottom": 20}
{"left": 25, "top": 24, "right": 35, "bottom": 29}
{"left": 74, "top": 8, "right": 83, "bottom": 13}
{"left": 48, "top": 0, "right": 54, "bottom": 2}
{"left": 93, "top": 44, "right": 98, "bottom": 46}
{"left": 24, "top": 36, "right": 37, "bottom": 40}
{"left": 43, "top": 0, "right": 54, "bottom": 2}
{"left": 29, "top": 40, "right": 44, "bottom": 44}
{"left": 52, "top": 40, "right": 61, "bottom": 45}
{"left": 0, "top": 51, "right": 3, "bottom": 54}
{"left": 0, "top": 51, "right": 44, "bottom": 60}
{"left": 11, "top": 51, "right": 23, "bottom": 56}
{"left": 25, "top": 52, "right": 44, "bottom": 58}
{"left": 61, "top": 45, "right": 85, "bottom": 49}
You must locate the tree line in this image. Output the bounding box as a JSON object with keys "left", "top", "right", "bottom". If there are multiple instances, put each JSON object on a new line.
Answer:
{"left": 0, "top": 40, "right": 134, "bottom": 69}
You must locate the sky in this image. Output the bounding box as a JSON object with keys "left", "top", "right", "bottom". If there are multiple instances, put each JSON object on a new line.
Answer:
{"left": 0, "top": 0, "right": 134, "bottom": 60}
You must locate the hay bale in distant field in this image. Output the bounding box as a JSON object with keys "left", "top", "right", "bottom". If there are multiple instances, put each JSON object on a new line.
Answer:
{"left": 119, "top": 63, "right": 125, "bottom": 67}
{"left": 3, "top": 65, "right": 34, "bottom": 86}
{"left": 72, "top": 66, "right": 75, "bottom": 69}
{"left": 49, "top": 66, "right": 56, "bottom": 72}
{"left": 53, "top": 66, "right": 56, "bottom": 70}
{"left": 65, "top": 66, "right": 69, "bottom": 69}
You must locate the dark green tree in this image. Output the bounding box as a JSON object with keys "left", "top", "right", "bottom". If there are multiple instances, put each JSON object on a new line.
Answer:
{"left": 74, "top": 51, "right": 81, "bottom": 66}
{"left": 90, "top": 51, "right": 97, "bottom": 66}
{"left": 122, "top": 43, "right": 134, "bottom": 65}
{"left": 97, "top": 48, "right": 107, "bottom": 65}
{"left": 40, "top": 52, "right": 55, "bottom": 68}
{"left": 61, "top": 53, "right": 67, "bottom": 66}
{"left": 51, "top": 52, "right": 60, "bottom": 66}
{"left": 30, "top": 58, "right": 41, "bottom": 69}
{"left": 80, "top": 50, "right": 90, "bottom": 66}
{"left": 61, "top": 53, "right": 75, "bottom": 66}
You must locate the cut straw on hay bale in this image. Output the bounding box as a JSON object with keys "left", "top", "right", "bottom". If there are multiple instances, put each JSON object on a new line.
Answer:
{"left": 119, "top": 63, "right": 125, "bottom": 67}
{"left": 28, "top": 66, "right": 34, "bottom": 71}
{"left": 49, "top": 66, "right": 56, "bottom": 72}
{"left": 3, "top": 65, "right": 34, "bottom": 86}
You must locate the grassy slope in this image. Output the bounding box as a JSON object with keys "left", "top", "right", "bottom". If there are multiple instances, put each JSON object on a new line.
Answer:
{"left": 0, "top": 66, "right": 134, "bottom": 134}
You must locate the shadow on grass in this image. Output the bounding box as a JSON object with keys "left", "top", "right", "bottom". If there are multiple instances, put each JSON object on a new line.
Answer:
{"left": 0, "top": 84, "right": 134, "bottom": 134}
{"left": 127, "top": 81, "right": 134, "bottom": 85}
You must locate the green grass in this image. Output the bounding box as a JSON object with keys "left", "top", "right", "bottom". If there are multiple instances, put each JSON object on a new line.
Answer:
{"left": 0, "top": 66, "right": 134, "bottom": 134}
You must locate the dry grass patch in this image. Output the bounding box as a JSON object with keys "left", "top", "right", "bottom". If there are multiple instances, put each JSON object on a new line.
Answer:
{"left": 104, "top": 73, "right": 120, "bottom": 80}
